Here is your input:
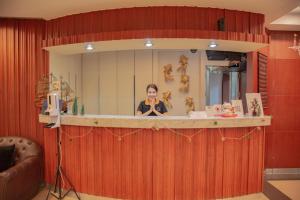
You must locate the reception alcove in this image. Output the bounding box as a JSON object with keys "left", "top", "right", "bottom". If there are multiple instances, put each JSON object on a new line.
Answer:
{"left": 0, "top": 6, "right": 275, "bottom": 200}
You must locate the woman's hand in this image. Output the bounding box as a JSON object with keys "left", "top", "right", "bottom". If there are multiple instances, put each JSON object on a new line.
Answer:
{"left": 150, "top": 103, "right": 155, "bottom": 111}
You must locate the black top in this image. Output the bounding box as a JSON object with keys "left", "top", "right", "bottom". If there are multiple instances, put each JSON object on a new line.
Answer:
{"left": 137, "top": 100, "right": 168, "bottom": 116}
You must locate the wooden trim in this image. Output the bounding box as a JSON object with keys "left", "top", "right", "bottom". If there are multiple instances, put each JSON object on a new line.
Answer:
{"left": 39, "top": 114, "right": 271, "bottom": 129}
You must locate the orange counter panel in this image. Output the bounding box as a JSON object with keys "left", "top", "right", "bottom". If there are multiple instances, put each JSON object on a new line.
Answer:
{"left": 44, "top": 126, "right": 264, "bottom": 199}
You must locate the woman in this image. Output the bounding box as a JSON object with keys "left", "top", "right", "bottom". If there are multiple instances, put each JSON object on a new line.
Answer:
{"left": 137, "top": 84, "right": 167, "bottom": 116}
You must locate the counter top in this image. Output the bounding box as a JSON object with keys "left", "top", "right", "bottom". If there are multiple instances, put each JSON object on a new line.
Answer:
{"left": 39, "top": 114, "right": 271, "bottom": 129}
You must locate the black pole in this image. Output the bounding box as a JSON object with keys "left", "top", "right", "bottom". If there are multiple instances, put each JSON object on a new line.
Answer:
{"left": 45, "top": 127, "right": 80, "bottom": 200}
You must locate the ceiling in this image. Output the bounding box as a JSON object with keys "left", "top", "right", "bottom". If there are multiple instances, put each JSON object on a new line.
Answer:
{"left": 1, "top": 0, "right": 299, "bottom": 31}
{"left": 44, "top": 38, "right": 268, "bottom": 55}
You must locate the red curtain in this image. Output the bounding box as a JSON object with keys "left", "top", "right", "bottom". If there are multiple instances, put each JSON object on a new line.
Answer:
{"left": 0, "top": 18, "right": 48, "bottom": 144}
{"left": 45, "top": 6, "right": 266, "bottom": 44}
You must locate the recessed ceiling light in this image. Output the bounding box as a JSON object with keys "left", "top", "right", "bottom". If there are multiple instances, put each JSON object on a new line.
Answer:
{"left": 85, "top": 43, "right": 94, "bottom": 51}
{"left": 208, "top": 41, "right": 218, "bottom": 48}
{"left": 145, "top": 39, "right": 153, "bottom": 47}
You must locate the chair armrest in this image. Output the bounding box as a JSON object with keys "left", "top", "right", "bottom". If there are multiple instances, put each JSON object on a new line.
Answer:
{"left": 0, "top": 156, "right": 41, "bottom": 181}
{"left": 0, "top": 156, "right": 42, "bottom": 200}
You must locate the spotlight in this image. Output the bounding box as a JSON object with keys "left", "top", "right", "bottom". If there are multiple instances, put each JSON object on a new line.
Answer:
{"left": 145, "top": 39, "right": 153, "bottom": 47}
{"left": 208, "top": 41, "right": 218, "bottom": 48}
{"left": 85, "top": 43, "right": 94, "bottom": 51}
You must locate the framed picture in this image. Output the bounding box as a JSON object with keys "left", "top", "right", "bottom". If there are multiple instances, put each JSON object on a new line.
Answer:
{"left": 231, "top": 100, "right": 244, "bottom": 116}
{"left": 246, "top": 93, "right": 264, "bottom": 116}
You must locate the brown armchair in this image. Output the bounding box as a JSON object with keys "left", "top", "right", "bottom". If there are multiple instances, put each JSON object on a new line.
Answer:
{"left": 0, "top": 136, "right": 42, "bottom": 200}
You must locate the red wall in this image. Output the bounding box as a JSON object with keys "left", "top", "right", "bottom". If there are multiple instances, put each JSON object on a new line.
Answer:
{"left": 264, "top": 31, "right": 300, "bottom": 168}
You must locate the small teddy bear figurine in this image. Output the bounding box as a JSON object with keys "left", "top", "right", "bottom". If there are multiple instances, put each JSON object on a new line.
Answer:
{"left": 163, "top": 64, "right": 174, "bottom": 81}
{"left": 185, "top": 96, "right": 195, "bottom": 114}
{"left": 162, "top": 91, "right": 172, "bottom": 109}
{"left": 177, "top": 55, "right": 188, "bottom": 74}
{"left": 179, "top": 74, "right": 189, "bottom": 93}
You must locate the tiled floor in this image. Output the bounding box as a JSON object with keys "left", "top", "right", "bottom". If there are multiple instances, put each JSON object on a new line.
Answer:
{"left": 32, "top": 188, "right": 118, "bottom": 200}
{"left": 32, "top": 180, "right": 300, "bottom": 200}
{"left": 268, "top": 180, "right": 300, "bottom": 200}
{"left": 217, "top": 193, "right": 269, "bottom": 200}
{"left": 32, "top": 189, "right": 268, "bottom": 200}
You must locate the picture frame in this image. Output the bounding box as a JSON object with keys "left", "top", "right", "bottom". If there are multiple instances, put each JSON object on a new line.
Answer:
{"left": 246, "top": 93, "right": 264, "bottom": 116}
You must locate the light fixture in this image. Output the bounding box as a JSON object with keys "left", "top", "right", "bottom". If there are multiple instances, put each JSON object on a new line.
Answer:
{"left": 288, "top": 34, "right": 300, "bottom": 56}
{"left": 85, "top": 43, "right": 94, "bottom": 51}
{"left": 208, "top": 41, "right": 218, "bottom": 48}
{"left": 145, "top": 39, "right": 153, "bottom": 47}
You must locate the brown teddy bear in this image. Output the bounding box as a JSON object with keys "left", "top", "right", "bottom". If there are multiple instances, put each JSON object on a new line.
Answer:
{"left": 185, "top": 96, "right": 195, "bottom": 114}
{"left": 179, "top": 74, "right": 189, "bottom": 93}
{"left": 162, "top": 91, "right": 172, "bottom": 109}
{"left": 177, "top": 55, "right": 188, "bottom": 74}
{"left": 163, "top": 64, "right": 174, "bottom": 81}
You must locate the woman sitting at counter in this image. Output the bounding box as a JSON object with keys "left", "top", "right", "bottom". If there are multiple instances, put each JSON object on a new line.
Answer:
{"left": 137, "top": 84, "right": 168, "bottom": 116}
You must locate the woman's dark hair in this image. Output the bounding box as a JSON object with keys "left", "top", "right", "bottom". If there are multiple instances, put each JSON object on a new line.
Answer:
{"left": 146, "top": 83, "right": 158, "bottom": 92}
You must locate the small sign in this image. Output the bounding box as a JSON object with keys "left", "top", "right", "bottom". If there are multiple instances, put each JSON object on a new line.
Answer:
{"left": 246, "top": 93, "right": 264, "bottom": 116}
{"left": 231, "top": 100, "right": 244, "bottom": 116}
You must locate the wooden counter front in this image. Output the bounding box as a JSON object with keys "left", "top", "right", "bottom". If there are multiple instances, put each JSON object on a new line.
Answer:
{"left": 41, "top": 115, "right": 270, "bottom": 199}
{"left": 39, "top": 114, "right": 271, "bottom": 129}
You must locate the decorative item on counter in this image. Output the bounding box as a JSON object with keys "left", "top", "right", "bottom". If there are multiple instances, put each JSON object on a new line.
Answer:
{"left": 72, "top": 96, "right": 78, "bottom": 115}
{"left": 177, "top": 55, "right": 188, "bottom": 74}
{"left": 205, "top": 104, "right": 223, "bottom": 117}
{"left": 80, "top": 104, "right": 85, "bottom": 115}
{"left": 185, "top": 96, "right": 195, "bottom": 114}
{"left": 246, "top": 93, "right": 264, "bottom": 116}
{"left": 163, "top": 64, "right": 174, "bottom": 81}
{"left": 35, "top": 75, "right": 49, "bottom": 108}
{"left": 220, "top": 102, "right": 237, "bottom": 117}
{"left": 213, "top": 104, "right": 222, "bottom": 113}
{"left": 162, "top": 91, "right": 173, "bottom": 109}
{"left": 179, "top": 74, "right": 189, "bottom": 93}
{"left": 231, "top": 100, "right": 244, "bottom": 116}
{"left": 38, "top": 73, "right": 75, "bottom": 113}
{"left": 60, "top": 75, "right": 75, "bottom": 113}
{"left": 222, "top": 102, "right": 234, "bottom": 113}
{"left": 205, "top": 105, "right": 215, "bottom": 117}
{"left": 52, "top": 80, "right": 61, "bottom": 91}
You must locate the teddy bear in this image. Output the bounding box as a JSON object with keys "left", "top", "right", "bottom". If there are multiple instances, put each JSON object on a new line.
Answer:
{"left": 162, "top": 91, "right": 172, "bottom": 109}
{"left": 163, "top": 64, "right": 174, "bottom": 81}
{"left": 179, "top": 74, "right": 189, "bottom": 93}
{"left": 185, "top": 96, "right": 195, "bottom": 114}
{"left": 177, "top": 55, "right": 188, "bottom": 74}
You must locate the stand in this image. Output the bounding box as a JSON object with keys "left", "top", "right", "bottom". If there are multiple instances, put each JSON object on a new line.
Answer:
{"left": 46, "top": 128, "right": 81, "bottom": 200}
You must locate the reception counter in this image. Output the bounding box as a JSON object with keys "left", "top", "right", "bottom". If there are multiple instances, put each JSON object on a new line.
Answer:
{"left": 39, "top": 114, "right": 271, "bottom": 129}
{"left": 40, "top": 114, "right": 271, "bottom": 199}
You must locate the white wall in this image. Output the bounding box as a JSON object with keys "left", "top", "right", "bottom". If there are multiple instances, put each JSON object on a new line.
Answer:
{"left": 50, "top": 52, "right": 82, "bottom": 112}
